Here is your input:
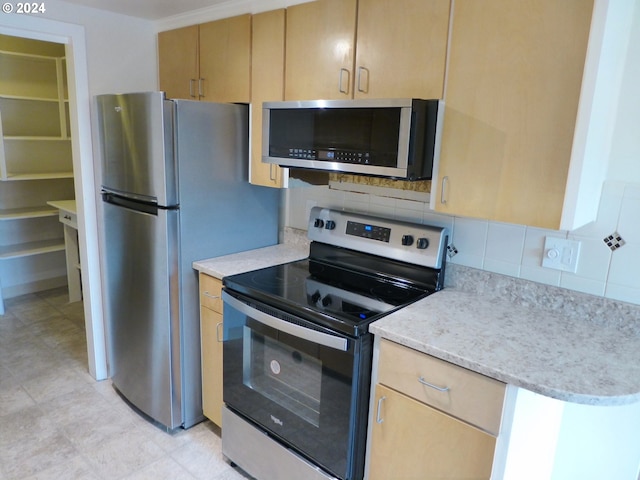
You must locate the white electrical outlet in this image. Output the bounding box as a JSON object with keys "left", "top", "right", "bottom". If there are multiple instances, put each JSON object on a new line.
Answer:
{"left": 542, "top": 237, "right": 581, "bottom": 273}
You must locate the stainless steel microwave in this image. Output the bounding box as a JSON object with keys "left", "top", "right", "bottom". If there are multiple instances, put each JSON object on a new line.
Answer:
{"left": 262, "top": 98, "right": 443, "bottom": 180}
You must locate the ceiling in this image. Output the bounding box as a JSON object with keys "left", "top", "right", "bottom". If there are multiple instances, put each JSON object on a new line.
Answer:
{"left": 61, "top": 0, "right": 231, "bottom": 20}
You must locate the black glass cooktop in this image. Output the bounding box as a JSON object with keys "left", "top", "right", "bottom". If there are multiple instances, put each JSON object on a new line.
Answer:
{"left": 223, "top": 256, "right": 433, "bottom": 337}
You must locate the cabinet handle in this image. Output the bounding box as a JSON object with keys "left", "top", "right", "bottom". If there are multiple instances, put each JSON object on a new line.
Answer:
{"left": 357, "top": 66, "right": 370, "bottom": 93}
{"left": 418, "top": 376, "right": 450, "bottom": 392}
{"left": 216, "top": 322, "right": 223, "bottom": 342}
{"left": 204, "top": 291, "right": 220, "bottom": 300}
{"left": 338, "top": 68, "right": 350, "bottom": 94}
{"left": 376, "top": 395, "right": 386, "bottom": 424}
{"left": 269, "top": 164, "right": 277, "bottom": 182}
{"left": 198, "top": 78, "right": 204, "bottom": 98}
{"left": 189, "top": 79, "right": 196, "bottom": 98}
{"left": 440, "top": 176, "right": 449, "bottom": 205}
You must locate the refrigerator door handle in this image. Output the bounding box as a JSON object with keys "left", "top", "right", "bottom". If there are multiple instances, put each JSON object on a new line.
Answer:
{"left": 102, "top": 191, "right": 159, "bottom": 215}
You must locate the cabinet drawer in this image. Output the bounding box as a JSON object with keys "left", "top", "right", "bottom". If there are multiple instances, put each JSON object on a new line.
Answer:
{"left": 199, "top": 273, "right": 223, "bottom": 313}
{"left": 377, "top": 339, "right": 505, "bottom": 435}
{"left": 59, "top": 210, "right": 77, "bottom": 229}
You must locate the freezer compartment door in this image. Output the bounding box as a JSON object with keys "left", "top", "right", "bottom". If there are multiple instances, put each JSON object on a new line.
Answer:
{"left": 97, "top": 92, "right": 177, "bottom": 206}
{"left": 102, "top": 199, "right": 182, "bottom": 429}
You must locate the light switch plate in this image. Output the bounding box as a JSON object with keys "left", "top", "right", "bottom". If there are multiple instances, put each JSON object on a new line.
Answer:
{"left": 542, "top": 237, "right": 581, "bottom": 273}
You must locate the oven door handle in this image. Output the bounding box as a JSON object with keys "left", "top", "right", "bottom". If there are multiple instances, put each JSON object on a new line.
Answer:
{"left": 223, "top": 291, "right": 349, "bottom": 352}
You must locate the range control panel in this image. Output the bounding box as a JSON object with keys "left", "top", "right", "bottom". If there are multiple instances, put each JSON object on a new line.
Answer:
{"left": 308, "top": 207, "right": 448, "bottom": 269}
{"left": 346, "top": 221, "right": 391, "bottom": 242}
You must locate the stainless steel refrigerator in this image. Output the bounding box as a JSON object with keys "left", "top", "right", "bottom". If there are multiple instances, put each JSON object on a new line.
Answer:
{"left": 96, "top": 92, "right": 279, "bottom": 430}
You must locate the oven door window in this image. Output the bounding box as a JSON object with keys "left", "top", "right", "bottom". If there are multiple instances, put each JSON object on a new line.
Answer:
{"left": 223, "top": 294, "right": 362, "bottom": 479}
{"left": 244, "top": 325, "right": 322, "bottom": 427}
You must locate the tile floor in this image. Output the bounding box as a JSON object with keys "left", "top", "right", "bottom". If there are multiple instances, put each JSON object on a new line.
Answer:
{"left": 0, "top": 287, "right": 251, "bottom": 480}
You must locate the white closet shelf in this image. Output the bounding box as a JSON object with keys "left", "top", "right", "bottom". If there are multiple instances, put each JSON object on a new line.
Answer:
{"left": 2, "top": 172, "right": 74, "bottom": 181}
{"left": 0, "top": 94, "right": 59, "bottom": 102}
{"left": 3, "top": 136, "right": 70, "bottom": 141}
{"left": 0, "top": 206, "right": 58, "bottom": 220}
{"left": 0, "top": 49, "right": 63, "bottom": 60}
{"left": 0, "top": 239, "right": 65, "bottom": 260}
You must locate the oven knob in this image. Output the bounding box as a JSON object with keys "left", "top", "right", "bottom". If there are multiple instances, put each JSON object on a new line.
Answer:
{"left": 321, "top": 295, "right": 332, "bottom": 307}
{"left": 401, "top": 234, "right": 414, "bottom": 246}
{"left": 311, "top": 291, "right": 321, "bottom": 304}
{"left": 325, "top": 220, "right": 336, "bottom": 230}
{"left": 417, "top": 237, "right": 429, "bottom": 249}
{"left": 314, "top": 218, "right": 325, "bottom": 228}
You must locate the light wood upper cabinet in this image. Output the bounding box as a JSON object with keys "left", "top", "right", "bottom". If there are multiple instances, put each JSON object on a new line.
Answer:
{"left": 285, "top": 0, "right": 450, "bottom": 101}
{"left": 158, "top": 14, "right": 251, "bottom": 103}
{"left": 199, "top": 15, "right": 251, "bottom": 103}
{"left": 250, "top": 9, "right": 287, "bottom": 188}
{"left": 354, "top": 0, "right": 450, "bottom": 99}
{"left": 433, "top": 0, "right": 594, "bottom": 228}
{"left": 284, "top": 0, "right": 357, "bottom": 100}
{"left": 158, "top": 25, "right": 198, "bottom": 101}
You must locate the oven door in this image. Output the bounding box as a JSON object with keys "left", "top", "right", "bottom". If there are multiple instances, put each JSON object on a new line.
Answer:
{"left": 222, "top": 289, "right": 371, "bottom": 480}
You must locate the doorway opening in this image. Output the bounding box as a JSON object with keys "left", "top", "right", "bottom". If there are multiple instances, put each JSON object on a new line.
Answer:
{"left": 0, "top": 16, "right": 107, "bottom": 380}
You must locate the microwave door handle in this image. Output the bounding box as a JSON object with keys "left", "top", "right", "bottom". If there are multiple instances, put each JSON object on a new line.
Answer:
{"left": 222, "top": 291, "right": 348, "bottom": 352}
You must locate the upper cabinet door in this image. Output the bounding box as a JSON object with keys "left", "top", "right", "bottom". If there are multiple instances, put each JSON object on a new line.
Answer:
{"left": 434, "top": 0, "right": 593, "bottom": 228}
{"left": 354, "top": 0, "right": 450, "bottom": 99}
{"left": 199, "top": 14, "right": 251, "bottom": 103}
{"left": 285, "top": 0, "right": 357, "bottom": 100}
{"left": 158, "top": 25, "right": 199, "bottom": 101}
{"left": 250, "top": 9, "right": 287, "bottom": 188}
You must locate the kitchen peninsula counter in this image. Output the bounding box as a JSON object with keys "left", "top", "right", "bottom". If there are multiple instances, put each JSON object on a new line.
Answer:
{"left": 371, "top": 265, "right": 640, "bottom": 406}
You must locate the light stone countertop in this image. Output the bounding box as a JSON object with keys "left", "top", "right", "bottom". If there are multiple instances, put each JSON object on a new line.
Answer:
{"left": 370, "top": 288, "right": 640, "bottom": 406}
{"left": 193, "top": 233, "right": 640, "bottom": 407}
{"left": 193, "top": 243, "right": 309, "bottom": 279}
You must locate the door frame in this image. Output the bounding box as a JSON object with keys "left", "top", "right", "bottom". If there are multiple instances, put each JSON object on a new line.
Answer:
{"left": 0, "top": 16, "right": 107, "bottom": 379}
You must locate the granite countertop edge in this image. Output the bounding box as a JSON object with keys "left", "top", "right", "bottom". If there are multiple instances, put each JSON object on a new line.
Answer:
{"left": 370, "top": 286, "right": 640, "bottom": 407}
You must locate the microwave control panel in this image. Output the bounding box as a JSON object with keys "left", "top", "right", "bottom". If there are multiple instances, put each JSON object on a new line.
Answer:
{"left": 287, "top": 148, "right": 372, "bottom": 164}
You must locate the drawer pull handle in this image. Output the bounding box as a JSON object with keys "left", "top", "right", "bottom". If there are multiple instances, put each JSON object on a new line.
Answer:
{"left": 204, "top": 291, "right": 220, "bottom": 300}
{"left": 376, "top": 395, "right": 386, "bottom": 424}
{"left": 216, "top": 322, "right": 223, "bottom": 342}
{"left": 418, "top": 376, "right": 450, "bottom": 392}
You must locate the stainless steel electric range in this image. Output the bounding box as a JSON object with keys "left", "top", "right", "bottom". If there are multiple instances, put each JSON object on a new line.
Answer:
{"left": 220, "top": 207, "right": 449, "bottom": 480}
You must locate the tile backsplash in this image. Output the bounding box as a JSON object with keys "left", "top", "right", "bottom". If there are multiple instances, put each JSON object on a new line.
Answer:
{"left": 283, "top": 179, "right": 640, "bottom": 306}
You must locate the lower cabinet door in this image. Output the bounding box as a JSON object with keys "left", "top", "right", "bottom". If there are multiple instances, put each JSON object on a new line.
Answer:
{"left": 200, "top": 306, "right": 223, "bottom": 426}
{"left": 369, "top": 384, "right": 496, "bottom": 480}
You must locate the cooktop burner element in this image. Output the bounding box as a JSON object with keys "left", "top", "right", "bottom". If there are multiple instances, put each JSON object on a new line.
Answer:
{"left": 224, "top": 207, "right": 449, "bottom": 337}
{"left": 247, "top": 267, "right": 308, "bottom": 289}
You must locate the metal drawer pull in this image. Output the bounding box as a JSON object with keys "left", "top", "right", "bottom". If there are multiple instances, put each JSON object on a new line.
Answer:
{"left": 189, "top": 79, "right": 196, "bottom": 98}
{"left": 203, "top": 291, "right": 220, "bottom": 300}
{"left": 418, "top": 376, "right": 450, "bottom": 392}
{"left": 216, "top": 322, "right": 223, "bottom": 342}
{"left": 376, "top": 396, "right": 386, "bottom": 424}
